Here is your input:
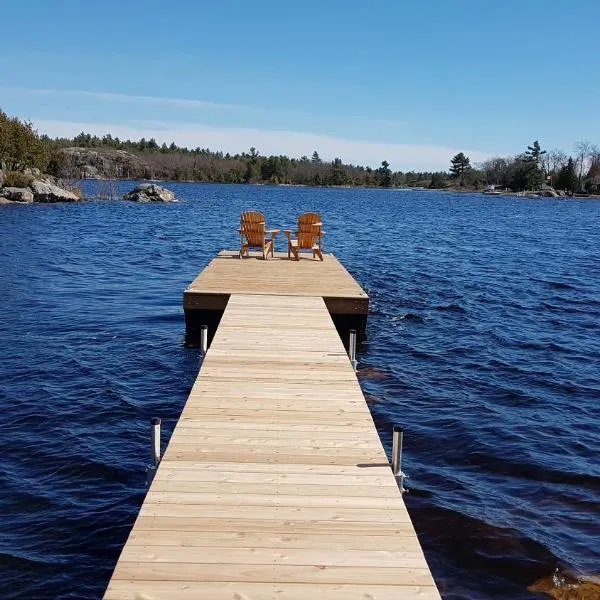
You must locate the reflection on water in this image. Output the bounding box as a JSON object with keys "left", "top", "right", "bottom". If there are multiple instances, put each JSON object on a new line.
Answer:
{"left": 357, "top": 366, "right": 389, "bottom": 380}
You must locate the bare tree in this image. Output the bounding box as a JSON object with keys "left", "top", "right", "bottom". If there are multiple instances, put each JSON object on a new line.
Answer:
{"left": 478, "top": 157, "right": 511, "bottom": 186}
{"left": 588, "top": 152, "right": 600, "bottom": 177}
{"left": 95, "top": 164, "right": 121, "bottom": 200}
{"left": 541, "top": 149, "right": 567, "bottom": 177}
{"left": 574, "top": 140, "right": 595, "bottom": 189}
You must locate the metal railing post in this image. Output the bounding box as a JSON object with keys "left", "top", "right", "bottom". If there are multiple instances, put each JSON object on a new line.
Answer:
{"left": 392, "top": 425, "right": 406, "bottom": 493}
{"left": 200, "top": 325, "right": 208, "bottom": 353}
{"left": 349, "top": 329, "right": 357, "bottom": 371}
{"left": 146, "top": 417, "right": 162, "bottom": 486}
{"left": 151, "top": 417, "right": 161, "bottom": 468}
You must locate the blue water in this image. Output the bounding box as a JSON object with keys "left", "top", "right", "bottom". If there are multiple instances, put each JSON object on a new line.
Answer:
{"left": 1, "top": 183, "right": 598, "bottom": 599}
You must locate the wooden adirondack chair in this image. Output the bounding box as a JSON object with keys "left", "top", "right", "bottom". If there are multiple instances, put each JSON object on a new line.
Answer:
{"left": 284, "top": 212, "right": 324, "bottom": 261}
{"left": 239, "top": 211, "right": 278, "bottom": 260}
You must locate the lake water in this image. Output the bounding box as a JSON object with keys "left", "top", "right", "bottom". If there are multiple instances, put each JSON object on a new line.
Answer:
{"left": 0, "top": 183, "right": 598, "bottom": 599}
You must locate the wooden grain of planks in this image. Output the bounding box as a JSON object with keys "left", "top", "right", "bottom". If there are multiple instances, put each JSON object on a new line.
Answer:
{"left": 183, "top": 252, "right": 369, "bottom": 316}
{"left": 103, "top": 294, "right": 441, "bottom": 600}
{"left": 185, "top": 252, "right": 368, "bottom": 298}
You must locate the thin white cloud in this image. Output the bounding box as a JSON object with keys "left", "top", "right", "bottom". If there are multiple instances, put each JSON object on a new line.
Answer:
{"left": 34, "top": 118, "right": 492, "bottom": 171}
{"left": 0, "top": 86, "right": 241, "bottom": 110}
{"left": 2, "top": 86, "right": 416, "bottom": 137}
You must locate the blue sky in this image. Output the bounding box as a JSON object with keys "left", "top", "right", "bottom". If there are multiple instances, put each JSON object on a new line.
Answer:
{"left": 1, "top": 0, "right": 599, "bottom": 170}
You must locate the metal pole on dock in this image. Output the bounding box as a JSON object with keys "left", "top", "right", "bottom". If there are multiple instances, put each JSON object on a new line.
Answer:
{"left": 200, "top": 325, "right": 208, "bottom": 353}
{"left": 146, "top": 417, "right": 162, "bottom": 486}
{"left": 392, "top": 425, "right": 406, "bottom": 493}
{"left": 349, "top": 329, "right": 357, "bottom": 371}
{"left": 151, "top": 417, "right": 161, "bottom": 468}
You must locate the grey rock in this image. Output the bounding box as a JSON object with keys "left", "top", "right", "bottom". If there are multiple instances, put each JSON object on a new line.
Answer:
{"left": 0, "top": 196, "right": 13, "bottom": 204}
{"left": 56, "top": 147, "right": 148, "bottom": 179}
{"left": 31, "top": 179, "right": 80, "bottom": 203}
{"left": 81, "top": 165, "right": 100, "bottom": 178}
{"left": 1, "top": 187, "right": 34, "bottom": 202}
{"left": 123, "top": 183, "right": 176, "bottom": 202}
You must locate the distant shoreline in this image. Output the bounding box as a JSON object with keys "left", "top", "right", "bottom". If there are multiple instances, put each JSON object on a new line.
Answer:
{"left": 97, "top": 178, "right": 600, "bottom": 200}
{"left": 5, "top": 174, "right": 600, "bottom": 205}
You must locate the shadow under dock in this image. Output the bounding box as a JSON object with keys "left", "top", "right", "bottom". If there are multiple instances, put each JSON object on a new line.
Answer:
{"left": 184, "top": 251, "right": 369, "bottom": 347}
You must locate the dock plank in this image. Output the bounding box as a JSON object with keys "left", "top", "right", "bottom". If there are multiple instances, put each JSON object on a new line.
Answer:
{"left": 105, "top": 581, "right": 441, "bottom": 600}
{"left": 109, "top": 562, "right": 436, "bottom": 586}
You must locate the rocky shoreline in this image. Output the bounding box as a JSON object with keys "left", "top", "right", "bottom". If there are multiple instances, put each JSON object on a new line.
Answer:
{"left": 0, "top": 171, "right": 177, "bottom": 205}
{"left": 0, "top": 169, "right": 81, "bottom": 204}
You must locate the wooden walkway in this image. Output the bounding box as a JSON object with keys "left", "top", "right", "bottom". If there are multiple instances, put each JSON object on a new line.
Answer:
{"left": 184, "top": 251, "right": 368, "bottom": 319}
{"left": 104, "top": 294, "right": 441, "bottom": 600}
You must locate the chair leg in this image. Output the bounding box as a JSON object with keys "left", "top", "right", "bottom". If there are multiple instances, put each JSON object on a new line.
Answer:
{"left": 263, "top": 241, "right": 272, "bottom": 260}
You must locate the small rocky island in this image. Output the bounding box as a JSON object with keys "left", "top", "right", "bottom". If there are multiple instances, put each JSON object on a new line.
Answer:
{"left": 0, "top": 170, "right": 81, "bottom": 204}
{"left": 123, "top": 183, "right": 176, "bottom": 202}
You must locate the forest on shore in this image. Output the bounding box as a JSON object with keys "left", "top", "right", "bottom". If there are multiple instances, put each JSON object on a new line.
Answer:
{"left": 2, "top": 108, "right": 600, "bottom": 194}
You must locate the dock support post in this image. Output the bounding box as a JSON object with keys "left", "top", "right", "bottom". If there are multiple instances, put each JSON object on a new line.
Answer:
{"left": 200, "top": 325, "right": 208, "bottom": 353}
{"left": 349, "top": 329, "right": 357, "bottom": 371}
{"left": 146, "top": 417, "right": 161, "bottom": 485}
{"left": 392, "top": 425, "right": 406, "bottom": 493}
{"left": 151, "top": 417, "right": 162, "bottom": 468}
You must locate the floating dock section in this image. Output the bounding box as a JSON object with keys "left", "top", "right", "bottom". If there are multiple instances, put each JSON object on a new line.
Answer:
{"left": 183, "top": 251, "right": 369, "bottom": 345}
{"left": 104, "top": 253, "right": 441, "bottom": 600}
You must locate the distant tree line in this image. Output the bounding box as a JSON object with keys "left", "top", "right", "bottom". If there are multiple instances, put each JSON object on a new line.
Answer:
{"left": 449, "top": 140, "right": 600, "bottom": 193}
{"left": 48, "top": 131, "right": 442, "bottom": 188}
{"left": 1, "top": 107, "right": 599, "bottom": 193}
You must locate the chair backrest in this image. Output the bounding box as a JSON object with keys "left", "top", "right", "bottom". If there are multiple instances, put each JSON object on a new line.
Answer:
{"left": 298, "top": 212, "right": 321, "bottom": 226}
{"left": 240, "top": 211, "right": 266, "bottom": 246}
{"left": 297, "top": 213, "right": 322, "bottom": 249}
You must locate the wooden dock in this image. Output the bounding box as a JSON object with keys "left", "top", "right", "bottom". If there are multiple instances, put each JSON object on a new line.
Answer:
{"left": 104, "top": 257, "right": 441, "bottom": 600}
{"left": 183, "top": 252, "right": 369, "bottom": 344}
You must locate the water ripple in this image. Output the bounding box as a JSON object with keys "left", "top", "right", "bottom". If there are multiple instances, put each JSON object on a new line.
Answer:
{"left": 1, "top": 184, "right": 599, "bottom": 599}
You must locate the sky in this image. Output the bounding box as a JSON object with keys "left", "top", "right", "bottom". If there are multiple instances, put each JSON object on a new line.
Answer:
{"left": 1, "top": 0, "right": 599, "bottom": 171}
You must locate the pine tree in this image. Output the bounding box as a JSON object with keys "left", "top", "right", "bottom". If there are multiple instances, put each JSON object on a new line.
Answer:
{"left": 449, "top": 153, "right": 471, "bottom": 183}
{"left": 513, "top": 140, "right": 546, "bottom": 190}
{"left": 328, "top": 158, "right": 347, "bottom": 186}
{"left": 555, "top": 157, "right": 578, "bottom": 192}
{"left": 525, "top": 140, "right": 546, "bottom": 163}
{"left": 377, "top": 160, "right": 392, "bottom": 187}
